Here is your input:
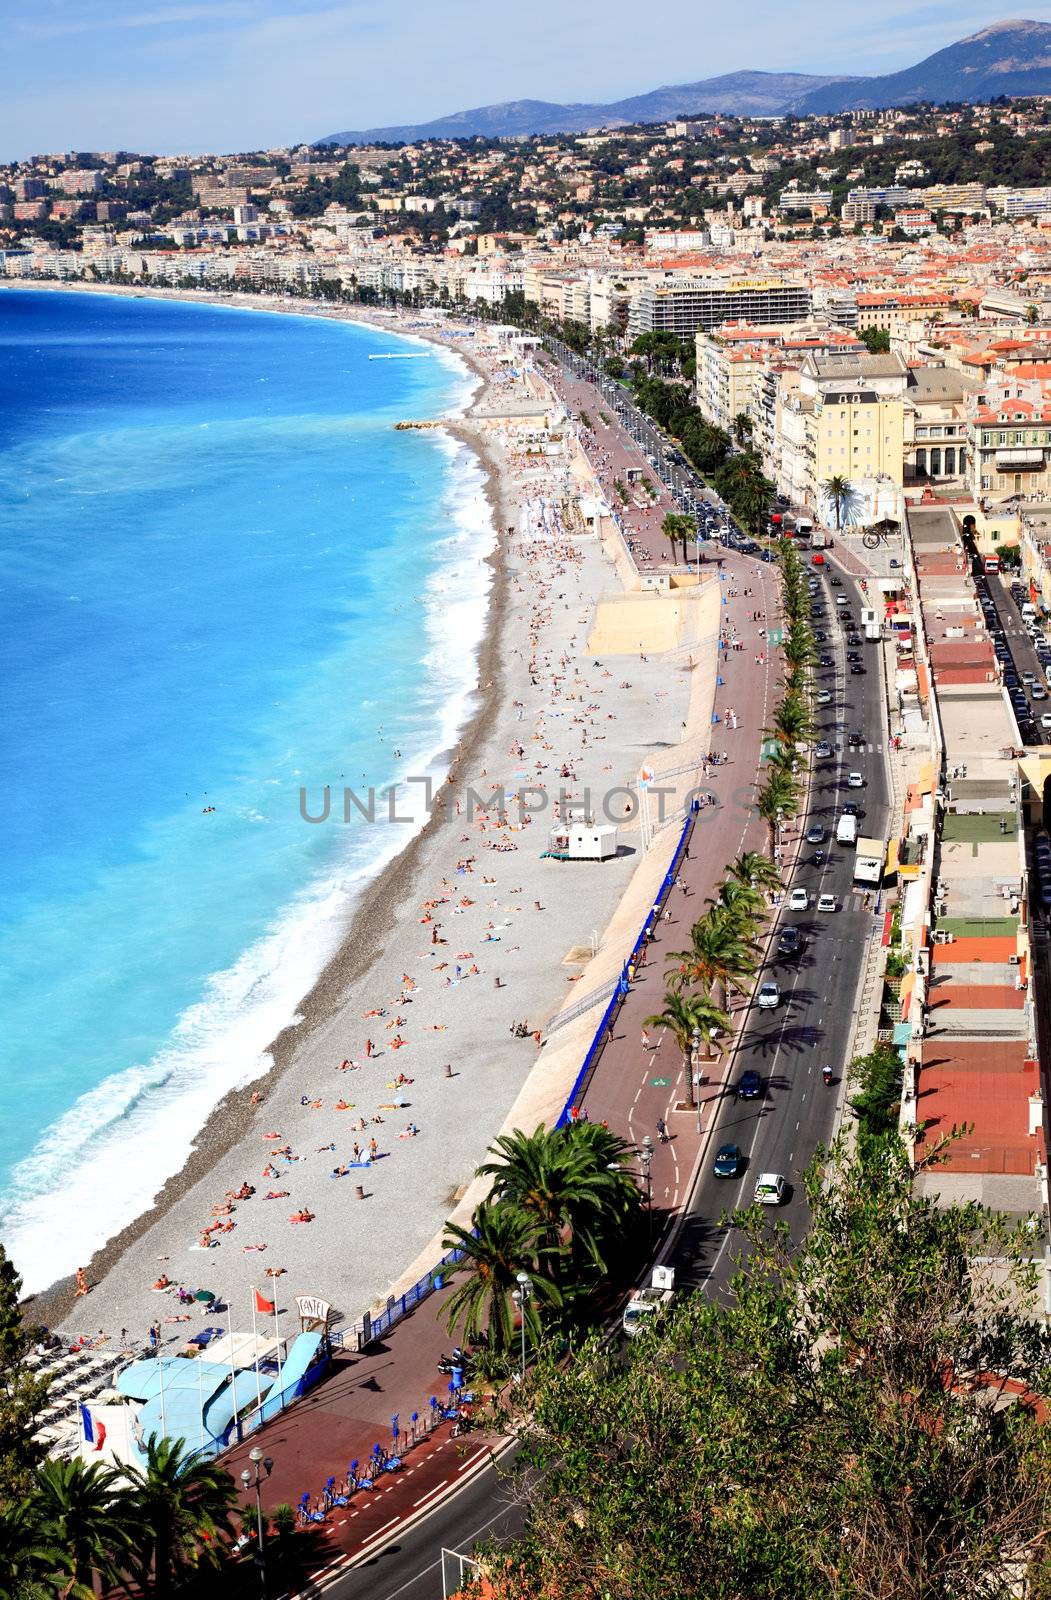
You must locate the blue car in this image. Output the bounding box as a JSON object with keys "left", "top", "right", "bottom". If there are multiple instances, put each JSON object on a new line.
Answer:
{"left": 713, "top": 1143, "right": 742, "bottom": 1178}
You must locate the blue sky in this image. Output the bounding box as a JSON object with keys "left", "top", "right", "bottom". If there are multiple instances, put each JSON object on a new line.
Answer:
{"left": 4, "top": 1, "right": 1049, "bottom": 159}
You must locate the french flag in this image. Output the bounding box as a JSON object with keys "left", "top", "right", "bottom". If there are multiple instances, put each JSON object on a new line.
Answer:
{"left": 80, "top": 1404, "right": 106, "bottom": 1453}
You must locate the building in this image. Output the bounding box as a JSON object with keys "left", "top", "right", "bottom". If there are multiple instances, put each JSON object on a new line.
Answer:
{"left": 968, "top": 374, "right": 1051, "bottom": 499}
{"left": 841, "top": 200, "right": 876, "bottom": 226}
{"left": 903, "top": 365, "right": 977, "bottom": 482}
{"left": 846, "top": 185, "right": 910, "bottom": 210}
{"left": 898, "top": 208, "right": 935, "bottom": 238}
{"left": 777, "top": 350, "right": 908, "bottom": 518}
{"left": 777, "top": 189, "right": 833, "bottom": 214}
{"left": 628, "top": 275, "right": 811, "bottom": 338}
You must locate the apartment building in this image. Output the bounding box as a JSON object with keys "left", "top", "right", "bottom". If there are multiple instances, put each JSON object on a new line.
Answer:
{"left": 968, "top": 374, "right": 1051, "bottom": 497}
{"left": 777, "top": 350, "right": 907, "bottom": 519}
{"left": 628, "top": 275, "right": 811, "bottom": 337}
{"left": 856, "top": 290, "right": 954, "bottom": 334}
{"left": 903, "top": 365, "right": 977, "bottom": 482}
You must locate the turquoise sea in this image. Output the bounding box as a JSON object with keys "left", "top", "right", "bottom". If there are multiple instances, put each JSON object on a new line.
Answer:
{"left": 0, "top": 290, "right": 491, "bottom": 1291}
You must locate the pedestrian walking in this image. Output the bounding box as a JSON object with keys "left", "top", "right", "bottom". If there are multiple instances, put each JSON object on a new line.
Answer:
{"left": 657, "top": 1117, "right": 668, "bottom": 1143}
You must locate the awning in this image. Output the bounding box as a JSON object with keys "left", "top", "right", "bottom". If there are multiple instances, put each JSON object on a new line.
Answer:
{"left": 885, "top": 839, "right": 900, "bottom": 878}
{"left": 995, "top": 448, "right": 1045, "bottom": 467}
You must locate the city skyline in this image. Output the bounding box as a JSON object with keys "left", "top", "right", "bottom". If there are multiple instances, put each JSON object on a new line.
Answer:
{"left": 5, "top": 0, "right": 1048, "bottom": 161}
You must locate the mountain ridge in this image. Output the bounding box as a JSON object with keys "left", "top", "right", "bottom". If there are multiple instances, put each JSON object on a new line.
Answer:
{"left": 317, "top": 20, "right": 1051, "bottom": 146}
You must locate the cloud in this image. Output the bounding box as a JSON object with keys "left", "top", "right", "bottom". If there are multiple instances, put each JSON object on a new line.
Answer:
{"left": 13, "top": 2, "right": 258, "bottom": 39}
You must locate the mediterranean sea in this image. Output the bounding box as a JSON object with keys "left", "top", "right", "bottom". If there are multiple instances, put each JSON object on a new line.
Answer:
{"left": 0, "top": 288, "right": 491, "bottom": 1291}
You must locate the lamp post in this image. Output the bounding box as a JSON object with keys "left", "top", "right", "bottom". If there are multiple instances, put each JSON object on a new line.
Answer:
{"left": 640, "top": 1134, "right": 654, "bottom": 1245}
{"left": 512, "top": 1271, "right": 532, "bottom": 1383}
{"left": 689, "top": 1024, "right": 701, "bottom": 1112}
{"left": 240, "top": 1446, "right": 273, "bottom": 1597}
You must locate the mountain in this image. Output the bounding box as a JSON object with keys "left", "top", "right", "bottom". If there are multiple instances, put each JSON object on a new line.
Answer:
{"left": 316, "top": 74, "right": 855, "bottom": 146}
{"left": 795, "top": 19, "right": 1051, "bottom": 114}
{"left": 316, "top": 20, "right": 1051, "bottom": 147}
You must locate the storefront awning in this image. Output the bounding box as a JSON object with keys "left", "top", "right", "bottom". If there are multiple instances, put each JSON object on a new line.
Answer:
{"left": 885, "top": 839, "right": 900, "bottom": 878}
{"left": 995, "top": 449, "right": 1045, "bottom": 468}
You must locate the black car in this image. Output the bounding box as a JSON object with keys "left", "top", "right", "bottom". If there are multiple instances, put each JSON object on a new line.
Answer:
{"left": 847, "top": 633, "right": 861, "bottom": 645}
{"left": 846, "top": 651, "right": 861, "bottom": 662}
{"left": 777, "top": 926, "right": 802, "bottom": 957}
{"left": 830, "top": 576, "right": 841, "bottom": 586}
{"left": 814, "top": 630, "right": 827, "bottom": 642}
{"left": 737, "top": 1070, "right": 762, "bottom": 1100}
{"left": 850, "top": 663, "right": 866, "bottom": 675}
{"left": 848, "top": 729, "right": 864, "bottom": 746}
{"left": 713, "top": 1142, "right": 742, "bottom": 1178}
{"left": 819, "top": 653, "right": 834, "bottom": 668}
{"left": 842, "top": 801, "right": 860, "bottom": 817}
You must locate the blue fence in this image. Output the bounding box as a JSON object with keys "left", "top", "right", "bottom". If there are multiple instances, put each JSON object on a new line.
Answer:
{"left": 555, "top": 803, "right": 698, "bottom": 1128}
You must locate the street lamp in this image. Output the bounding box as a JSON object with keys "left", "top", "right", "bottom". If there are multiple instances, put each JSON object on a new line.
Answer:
{"left": 639, "top": 1134, "right": 654, "bottom": 1244}
{"left": 689, "top": 1024, "right": 701, "bottom": 1111}
{"left": 239, "top": 1446, "right": 274, "bottom": 1597}
{"left": 512, "top": 1271, "right": 532, "bottom": 1383}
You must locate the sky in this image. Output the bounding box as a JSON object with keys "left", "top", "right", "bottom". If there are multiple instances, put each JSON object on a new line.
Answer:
{"left": 4, "top": 0, "right": 1051, "bottom": 160}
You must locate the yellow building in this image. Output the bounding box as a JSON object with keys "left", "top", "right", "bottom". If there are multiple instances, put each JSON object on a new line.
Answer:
{"left": 779, "top": 352, "right": 907, "bottom": 520}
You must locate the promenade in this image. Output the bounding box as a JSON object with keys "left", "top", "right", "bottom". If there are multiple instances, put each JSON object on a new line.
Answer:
{"left": 220, "top": 358, "right": 785, "bottom": 1580}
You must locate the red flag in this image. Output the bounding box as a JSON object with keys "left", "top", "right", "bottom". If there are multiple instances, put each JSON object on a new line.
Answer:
{"left": 254, "top": 1288, "right": 275, "bottom": 1316}
{"left": 94, "top": 1420, "right": 106, "bottom": 1453}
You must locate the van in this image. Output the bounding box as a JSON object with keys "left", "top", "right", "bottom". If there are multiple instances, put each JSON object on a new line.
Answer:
{"left": 836, "top": 814, "right": 858, "bottom": 846}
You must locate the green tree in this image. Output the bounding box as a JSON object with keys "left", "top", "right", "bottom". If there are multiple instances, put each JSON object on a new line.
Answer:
{"left": 731, "top": 411, "right": 752, "bottom": 446}
{"left": 0, "top": 1243, "right": 50, "bottom": 1501}
{"left": 822, "top": 474, "right": 856, "bottom": 531}
{"left": 728, "top": 850, "right": 782, "bottom": 897}
{"left": 32, "top": 1456, "right": 132, "bottom": 1598}
{"left": 667, "top": 908, "right": 756, "bottom": 1011}
{"left": 123, "top": 1434, "right": 238, "bottom": 1599}
{"left": 848, "top": 1041, "right": 905, "bottom": 1159}
{"left": 476, "top": 1124, "right": 637, "bottom": 1274}
{"left": 482, "top": 1138, "right": 1051, "bottom": 1600}
{"left": 756, "top": 770, "right": 799, "bottom": 856}
{"left": 644, "top": 986, "right": 731, "bottom": 1071}
{"left": 443, "top": 1203, "right": 562, "bottom": 1350}
{"left": 0, "top": 1498, "right": 71, "bottom": 1598}
{"left": 660, "top": 511, "right": 684, "bottom": 565}
{"left": 859, "top": 324, "right": 891, "bottom": 353}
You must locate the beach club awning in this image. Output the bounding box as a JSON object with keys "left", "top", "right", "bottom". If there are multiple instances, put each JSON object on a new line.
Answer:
{"left": 201, "top": 1330, "right": 286, "bottom": 1372}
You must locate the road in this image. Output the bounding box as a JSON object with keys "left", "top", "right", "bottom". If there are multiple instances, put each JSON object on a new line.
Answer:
{"left": 982, "top": 567, "right": 1050, "bottom": 745}
{"left": 671, "top": 561, "right": 892, "bottom": 1298}
{"left": 305, "top": 345, "right": 893, "bottom": 1599}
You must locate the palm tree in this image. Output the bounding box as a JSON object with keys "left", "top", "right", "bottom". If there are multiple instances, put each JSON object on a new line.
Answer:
{"left": 645, "top": 987, "right": 732, "bottom": 1096}
{"left": 769, "top": 692, "right": 816, "bottom": 750}
{"left": 661, "top": 511, "right": 683, "bottom": 565}
{"left": 33, "top": 1457, "right": 131, "bottom": 1598}
{"left": 729, "top": 851, "right": 782, "bottom": 898}
{"left": 822, "top": 474, "right": 853, "bottom": 531}
{"left": 732, "top": 412, "right": 753, "bottom": 447}
{"left": 0, "top": 1498, "right": 71, "bottom": 1598}
{"left": 443, "top": 1203, "right": 561, "bottom": 1349}
{"left": 756, "top": 771, "right": 799, "bottom": 858}
{"left": 476, "top": 1124, "right": 635, "bottom": 1273}
{"left": 711, "top": 878, "right": 768, "bottom": 939}
{"left": 123, "top": 1434, "right": 237, "bottom": 1599}
{"left": 678, "top": 511, "right": 696, "bottom": 563}
{"left": 668, "top": 908, "right": 756, "bottom": 1011}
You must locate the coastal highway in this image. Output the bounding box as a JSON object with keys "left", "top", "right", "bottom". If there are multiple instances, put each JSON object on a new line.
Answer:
{"left": 671, "top": 560, "right": 892, "bottom": 1298}
{"left": 304, "top": 1451, "right": 523, "bottom": 1600}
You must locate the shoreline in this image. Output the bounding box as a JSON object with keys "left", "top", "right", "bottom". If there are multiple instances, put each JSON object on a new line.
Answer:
{"left": 14, "top": 284, "right": 512, "bottom": 1326}
{"left": 7, "top": 281, "right": 712, "bottom": 1349}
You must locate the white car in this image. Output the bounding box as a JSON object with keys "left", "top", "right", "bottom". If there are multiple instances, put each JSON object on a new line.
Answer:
{"left": 788, "top": 887, "right": 809, "bottom": 911}
{"left": 836, "top": 595, "right": 849, "bottom": 607}
{"left": 815, "top": 741, "right": 833, "bottom": 759}
{"left": 754, "top": 1172, "right": 787, "bottom": 1206}
{"left": 846, "top": 771, "right": 864, "bottom": 789}
{"left": 817, "top": 893, "right": 838, "bottom": 913}
{"left": 816, "top": 689, "right": 833, "bottom": 706}
{"left": 757, "top": 980, "right": 780, "bottom": 1009}
{"left": 1042, "top": 713, "right": 1051, "bottom": 730}
{"left": 1022, "top": 670, "right": 1036, "bottom": 685}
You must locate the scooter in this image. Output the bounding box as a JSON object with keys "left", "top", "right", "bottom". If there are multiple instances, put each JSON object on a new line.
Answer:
{"left": 822, "top": 1064, "right": 833, "bottom": 1086}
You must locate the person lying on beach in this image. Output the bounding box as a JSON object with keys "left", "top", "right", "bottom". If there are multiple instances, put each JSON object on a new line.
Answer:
{"left": 151, "top": 1274, "right": 171, "bottom": 1291}
{"left": 289, "top": 1209, "right": 315, "bottom": 1224}
{"left": 242, "top": 1243, "right": 267, "bottom": 1252}
{"left": 264, "top": 1266, "right": 285, "bottom": 1278}
{"left": 265, "top": 1190, "right": 290, "bottom": 1199}
{"left": 335, "top": 1099, "right": 353, "bottom": 1111}
{"left": 398, "top": 1123, "right": 419, "bottom": 1139}
{"left": 332, "top": 1164, "right": 350, "bottom": 1178}
{"left": 317, "top": 1142, "right": 335, "bottom": 1153}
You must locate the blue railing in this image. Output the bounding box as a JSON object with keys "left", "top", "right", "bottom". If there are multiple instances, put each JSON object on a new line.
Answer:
{"left": 555, "top": 804, "right": 698, "bottom": 1127}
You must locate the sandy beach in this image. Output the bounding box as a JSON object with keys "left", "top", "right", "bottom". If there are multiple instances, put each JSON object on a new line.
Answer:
{"left": 12, "top": 284, "right": 717, "bottom": 1353}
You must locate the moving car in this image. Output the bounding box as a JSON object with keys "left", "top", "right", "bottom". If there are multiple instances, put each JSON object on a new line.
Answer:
{"left": 805, "top": 824, "right": 825, "bottom": 844}
{"left": 788, "top": 887, "right": 809, "bottom": 911}
{"left": 757, "top": 980, "right": 781, "bottom": 1009}
{"left": 777, "top": 925, "right": 802, "bottom": 957}
{"left": 737, "top": 1069, "right": 762, "bottom": 1099}
{"left": 816, "top": 689, "right": 833, "bottom": 706}
{"left": 819, "top": 654, "right": 834, "bottom": 668}
{"left": 850, "top": 663, "right": 866, "bottom": 675}
{"left": 836, "top": 595, "right": 849, "bottom": 607}
{"left": 713, "top": 1143, "right": 741, "bottom": 1179}
{"left": 846, "top": 771, "right": 864, "bottom": 788}
{"left": 817, "top": 893, "right": 838, "bottom": 913}
{"left": 848, "top": 729, "right": 864, "bottom": 746}
{"left": 815, "top": 740, "right": 833, "bottom": 758}
{"left": 754, "top": 1172, "right": 786, "bottom": 1206}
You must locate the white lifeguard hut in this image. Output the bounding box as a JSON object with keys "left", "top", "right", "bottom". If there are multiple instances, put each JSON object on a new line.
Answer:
{"left": 542, "top": 806, "right": 618, "bottom": 862}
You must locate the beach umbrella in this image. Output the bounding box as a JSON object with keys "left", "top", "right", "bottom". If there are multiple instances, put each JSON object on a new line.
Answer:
{"left": 193, "top": 1289, "right": 216, "bottom": 1303}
